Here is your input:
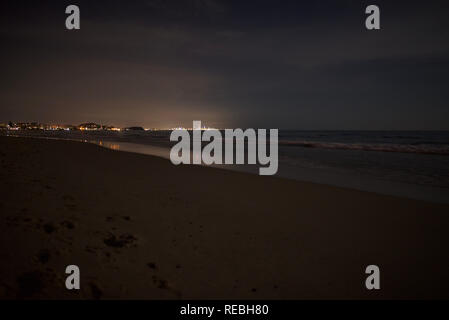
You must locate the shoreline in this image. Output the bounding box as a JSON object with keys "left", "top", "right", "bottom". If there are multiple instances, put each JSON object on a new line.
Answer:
{"left": 4, "top": 133, "right": 449, "bottom": 204}
{"left": 1, "top": 136, "right": 448, "bottom": 299}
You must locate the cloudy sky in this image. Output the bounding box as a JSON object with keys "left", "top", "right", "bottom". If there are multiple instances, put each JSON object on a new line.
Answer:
{"left": 1, "top": 0, "right": 448, "bottom": 129}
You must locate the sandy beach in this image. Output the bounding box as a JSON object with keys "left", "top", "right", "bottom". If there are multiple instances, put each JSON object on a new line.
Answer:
{"left": 0, "top": 135, "right": 448, "bottom": 299}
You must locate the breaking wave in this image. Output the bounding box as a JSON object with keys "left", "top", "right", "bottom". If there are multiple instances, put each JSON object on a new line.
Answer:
{"left": 279, "top": 140, "right": 449, "bottom": 155}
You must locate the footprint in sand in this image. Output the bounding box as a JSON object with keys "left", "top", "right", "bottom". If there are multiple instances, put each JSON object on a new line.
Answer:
{"left": 146, "top": 263, "right": 182, "bottom": 298}
{"left": 85, "top": 245, "right": 100, "bottom": 254}
{"left": 103, "top": 233, "right": 137, "bottom": 248}
{"left": 22, "top": 217, "right": 32, "bottom": 223}
{"left": 106, "top": 215, "right": 132, "bottom": 222}
{"left": 151, "top": 275, "right": 182, "bottom": 298}
{"left": 62, "top": 195, "right": 77, "bottom": 211}
{"left": 88, "top": 282, "right": 103, "bottom": 300}
{"left": 43, "top": 223, "right": 57, "bottom": 234}
{"left": 36, "top": 249, "right": 51, "bottom": 264}
{"left": 152, "top": 275, "right": 169, "bottom": 289}
{"left": 60, "top": 220, "right": 75, "bottom": 230}
{"left": 147, "top": 262, "right": 157, "bottom": 270}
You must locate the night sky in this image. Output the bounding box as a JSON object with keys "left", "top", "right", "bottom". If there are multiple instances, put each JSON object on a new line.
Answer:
{"left": 1, "top": 0, "right": 448, "bottom": 129}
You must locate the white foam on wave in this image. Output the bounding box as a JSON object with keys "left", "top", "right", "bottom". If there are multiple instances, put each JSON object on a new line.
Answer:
{"left": 279, "top": 140, "right": 449, "bottom": 155}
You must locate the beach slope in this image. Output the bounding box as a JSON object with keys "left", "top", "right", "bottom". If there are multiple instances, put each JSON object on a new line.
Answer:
{"left": 0, "top": 136, "right": 448, "bottom": 299}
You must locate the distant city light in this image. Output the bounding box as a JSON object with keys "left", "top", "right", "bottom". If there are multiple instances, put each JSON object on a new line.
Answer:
{"left": 0, "top": 121, "right": 220, "bottom": 132}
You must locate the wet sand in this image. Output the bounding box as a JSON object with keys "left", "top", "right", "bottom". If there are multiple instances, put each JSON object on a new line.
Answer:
{"left": 0, "top": 136, "right": 448, "bottom": 299}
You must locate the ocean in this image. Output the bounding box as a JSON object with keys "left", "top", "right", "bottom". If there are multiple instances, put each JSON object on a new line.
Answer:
{"left": 4, "top": 130, "right": 449, "bottom": 204}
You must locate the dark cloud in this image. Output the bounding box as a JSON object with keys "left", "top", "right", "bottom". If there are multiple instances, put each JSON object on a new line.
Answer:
{"left": 1, "top": 0, "right": 448, "bottom": 129}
